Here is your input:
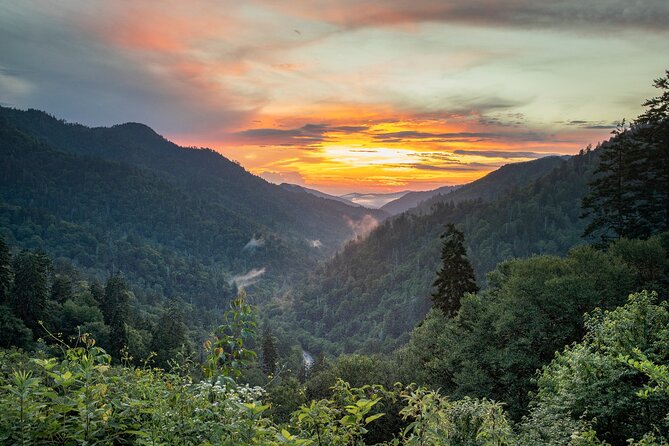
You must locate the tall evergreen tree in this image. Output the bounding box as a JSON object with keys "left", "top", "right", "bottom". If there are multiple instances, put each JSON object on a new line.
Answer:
{"left": 261, "top": 328, "right": 278, "bottom": 375}
{"left": 583, "top": 71, "right": 669, "bottom": 242}
{"left": 636, "top": 69, "right": 669, "bottom": 232}
{"left": 10, "top": 251, "right": 50, "bottom": 335}
{"left": 50, "top": 275, "right": 73, "bottom": 304}
{"left": 150, "top": 304, "right": 188, "bottom": 369}
{"left": 102, "top": 274, "right": 130, "bottom": 359}
{"left": 582, "top": 124, "right": 648, "bottom": 242}
{"left": 0, "top": 236, "right": 12, "bottom": 306}
{"left": 431, "top": 223, "right": 478, "bottom": 317}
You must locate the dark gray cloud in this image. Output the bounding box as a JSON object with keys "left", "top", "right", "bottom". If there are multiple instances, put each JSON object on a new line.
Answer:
{"left": 0, "top": 3, "right": 254, "bottom": 137}
{"left": 274, "top": 0, "right": 669, "bottom": 32}
{"left": 371, "top": 130, "right": 546, "bottom": 143}
{"left": 234, "top": 123, "right": 368, "bottom": 145}
{"left": 391, "top": 161, "right": 499, "bottom": 171}
{"left": 562, "top": 120, "right": 620, "bottom": 130}
{"left": 453, "top": 149, "right": 558, "bottom": 159}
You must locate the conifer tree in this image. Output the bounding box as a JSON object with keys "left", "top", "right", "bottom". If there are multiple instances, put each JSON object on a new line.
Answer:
{"left": 582, "top": 71, "right": 669, "bottom": 242}
{"left": 102, "top": 274, "right": 130, "bottom": 359}
{"left": 10, "top": 251, "right": 50, "bottom": 335}
{"left": 150, "top": 304, "right": 188, "bottom": 369}
{"left": 50, "top": 275, "right": 73, "bottom": 304}
{"left": 635, "top": 69, "right": 669, "bottom": 232}
{"left": 582, "top": 124, "right": 647, "bottom": 242}
{"left": 431, "top": 223, "right": 478, "bottom": 316}
{"left": 261, "top": 328, "right": 278, "bottom": 375}
{"left": 0, "top": 236, "right": 12, "bottom": 306}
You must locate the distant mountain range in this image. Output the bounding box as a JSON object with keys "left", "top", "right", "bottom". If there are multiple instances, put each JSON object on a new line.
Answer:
{"left": 339, "top": 191, "right": 411, "bottom": 209}
{"left": 279, "top": 183, "right": 363, "bottom": 207}
{"left": 281, "top": 184, "right": 468, "bottom": 215}
{"left": 379, "top": 185, "right": 461, "bottom": 215}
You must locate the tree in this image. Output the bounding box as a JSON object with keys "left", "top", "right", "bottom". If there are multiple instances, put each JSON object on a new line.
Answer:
{"left": 101, "top": 274, "right": 130, "bottom": 360}
{"left": 0, "top": 236, "right": 12, "bottom": 306}
{"left": 431, "top": 223, "right": 478, "bottom": 316}
{"left": 50, "top": 275, "right": 73, "bottom": 304}
{"left": 522, "top": 291, "right": 669, "bottom": 445}
{"left": 150, "top": 304, "right": 189, "bottom": 369}
{"left": 261, "top": 328, "right": 278, "bottom": 375}
{"left": 582, "top": 124, "right": 648, "bottom": 242}
{"left": 583, "top": 70, "right": 669, "bottom": 242}
{"left": 636, "top": 69, "right": 669, "bottom": 233}
{"left": 10, "top": 251, "right": 50, "bottom": 335}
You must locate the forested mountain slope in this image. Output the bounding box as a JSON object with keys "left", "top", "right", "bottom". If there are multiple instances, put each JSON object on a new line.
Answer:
{"left": 282, "top": 150, "right": 597, "bottom": 354}
{"left": 380, "top": 185, "right": 460, "bottom": 215}
{"left": 0, "top": 107, "right": 386, "bottom": 255}
{"left": 412, "top": 156, "right": 568, "bottom": 213}
{"left": 0, "top": 110, "right": 383, "bottom": 306}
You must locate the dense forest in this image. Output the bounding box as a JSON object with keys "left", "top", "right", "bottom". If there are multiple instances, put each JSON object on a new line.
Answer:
{"left": 0, "top": 70, "right": 668, "bottom": 444}
{"left": 277, "top": 152, "right": 596, "bottom": 354}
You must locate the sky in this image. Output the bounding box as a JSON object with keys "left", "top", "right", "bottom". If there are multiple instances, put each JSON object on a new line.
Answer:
{"left": 1, "top": 1, "right": 668, "bottom": 194}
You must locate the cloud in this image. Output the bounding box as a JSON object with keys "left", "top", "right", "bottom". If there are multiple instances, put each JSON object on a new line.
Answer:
{"left": 371, "top": 129, "right": 547, "bottom": 143}
{"left": 243, "top": 235, "right": 265, "bottom": 251}
{"left": 562, "top": 120, "right": 620, "bottom": 130}
{"left": 261, "top": 0, "right": 669, "bottom": 32}
{"left": 259, "top": 170, "right": 306, "bottom": 185}
{"left": 233, "top": 123, "right": 368, "bottom": 146}
{"left": 453, "top": 149, "right": 558, "bottom": 159}
{"left": 307, "top": 239, "right": 323, "bottom": 248}
{"left": 230, "top": 267, "right": 266, "bottom": 289}
{"left": 345, "top": 214, "right": 380, "bottom": 238}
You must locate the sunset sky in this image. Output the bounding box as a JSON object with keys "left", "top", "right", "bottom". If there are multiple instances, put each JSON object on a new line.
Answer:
{"left": 1, "top": 1, "right": 668, "bottom": 194}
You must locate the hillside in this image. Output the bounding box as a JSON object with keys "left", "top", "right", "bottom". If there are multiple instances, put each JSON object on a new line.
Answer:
{"left": 0, "top": 109, "right": 384, "bottom": 306}
{"left": 0, "top": 107, "right": 386, "bottom": 256}
{"left": 279, "top": 151, "right": 597, "bottom": 354}
{"left": 380, "top": 185, "right": 460, "bottom": 215}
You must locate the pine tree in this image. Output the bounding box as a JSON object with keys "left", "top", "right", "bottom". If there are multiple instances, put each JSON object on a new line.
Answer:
{"left": 582, "top": 124, "right": 648, "bottom": 242}
{"left": 10, "top": 251, "right": 50, "bottom": 335}
{"left": 150, "top": 304, "right": 188, "bottom": 369}
{"left": 261, "top": 328, "right": 278, "bottom": 375}
{"left": 0, "top": 236, "right": 12, "bottom": 306}
{"left": 582, "top": 71, "right": 669, "bottom": 242}
{"left": 635, "top": 69, "right": 669, "bottom": 233}
{"left": 50, "top": 275, "right": 73, "bottom": 304}
{"left": 431, "top": 223, "right": 478, "bottom": 317}
{"left": 102, "top": 274, "right": 130, "bottom": 359}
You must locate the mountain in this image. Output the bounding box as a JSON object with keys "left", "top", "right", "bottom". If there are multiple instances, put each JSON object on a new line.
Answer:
{"left": 277, "top": 151, "right": 597, "bottom": 355}
{"left": 412, "top": 156, "right": 569, "bottom": 213}
{"left": 339, "top": 191, "right": 410, "bottom": 208}
{"left": 0, "top": 107, "right": 385, "bottom": 305}
{"left": 380, "top": 185, "right": 461, "bottom": 215}
{"left": 279, "top": 183, "right": 364, "bottom": 207}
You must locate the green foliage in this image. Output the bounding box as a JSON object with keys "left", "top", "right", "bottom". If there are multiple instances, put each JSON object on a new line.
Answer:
{"left": 399, "top": 236, "right": 668, "bottom": 417}
{"left": 0, "top": 236, "right": 12, "bottom": 305}
{"left": 0, "top": 305, "right": 32, "bottom": 349}
{"left": 262, "top": 327, "right": 279, "bottom": 375}
{"left": 102, "top": 274, "right": 131, "bottom": 360}
{"left": 203, "top": 291, "right": 258, "bottom": 381}
{"left": 431, "top": 223, "right": 478, "bottom": 316}
{"left": 149, "top": 304, "right": 190, "bottom": 370}
{"left": 398, "top": 387, "right": 514, "bottom": 446}
{"left": 522, "top": 291, "right": 669, "bottom": 445}
{"left": 10, "top": 250, "right": 50, "bottom": 335}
